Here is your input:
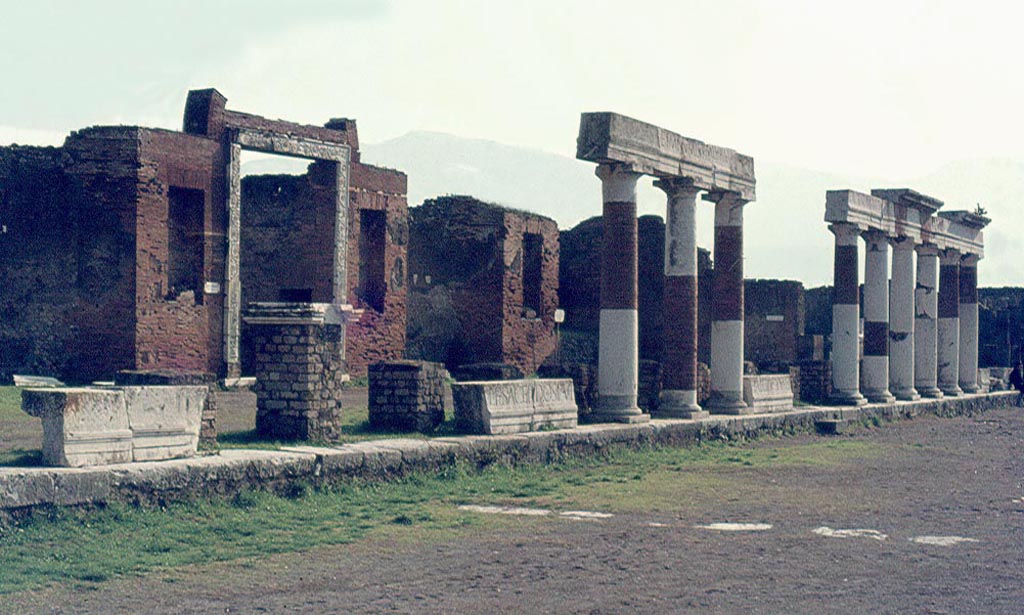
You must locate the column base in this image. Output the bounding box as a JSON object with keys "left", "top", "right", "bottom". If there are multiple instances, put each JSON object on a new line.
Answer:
{"left": 654, "top": 390, "right": 708, "bottom": 419}
{"left": 893, "top": 388, "right": 921, "bottom": 401}
{"left": 591, "top": 395, "right": 649, "bottom": 424}
{"left": 916, "top": 386, "right": 944, "bottom": 399}
{"left": 959, "top": 383, "right": 980, "bottom": 394}
{"left": 704, "top": 391, "right": 750, "bottom": 415}
{"left": 863, "top": 388, "right": 896, "bottom": 404}
{"left": 939, "top": 385, "right": 963, "bottom": 397}
{"left": 828, "top": 390, "right": 868, "bottom": 407}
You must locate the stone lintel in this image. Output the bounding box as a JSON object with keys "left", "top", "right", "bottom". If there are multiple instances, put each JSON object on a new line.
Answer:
{"left": 242, "top": 302, "right": 362, "bottom": 326}
{"left": 871, "top": 188, "right": 944, "bottom": 215}
{"left": 825, "top": 189, "right": 895, "bottom": 235}
{"left": 577, "top": 112, "right": 755, "bottom": 201}
{"left": 230, "top": 127, "right": 350, "bottom": 162}
{"left": 926, "top": 213, "right": 986, "bottom": 258}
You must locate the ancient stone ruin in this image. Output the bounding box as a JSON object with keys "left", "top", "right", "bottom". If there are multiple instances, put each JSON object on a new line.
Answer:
{"left": 576, "top": 112, "right": 756, "bottom": 421}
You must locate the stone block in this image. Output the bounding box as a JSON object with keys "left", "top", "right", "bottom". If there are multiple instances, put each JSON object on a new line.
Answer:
{"left": 22, "top": 388, "right": 132, "bottom": 467}
{"left": 742, "top": 375, "right": 794, "bottom": 413}
{"left": 122, "top": 386, "right": 207, "bottom": 462}
{"left": 452, "top": 379, "right": 578, "bottom": 435}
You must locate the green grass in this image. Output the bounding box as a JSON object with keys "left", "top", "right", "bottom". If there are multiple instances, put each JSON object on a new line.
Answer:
{"left": 0, "top": 387, "right": 21, "bottom": 418}
{"left": 0, "top": 437, "right": 884, "bottom": 594}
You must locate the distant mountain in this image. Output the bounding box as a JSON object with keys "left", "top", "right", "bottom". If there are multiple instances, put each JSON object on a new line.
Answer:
{"left": 242, "top": 130, "right": 1020, "bottom": 287}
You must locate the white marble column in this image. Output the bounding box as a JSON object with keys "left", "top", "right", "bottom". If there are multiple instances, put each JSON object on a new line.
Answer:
{"left": 594, "top": 163, "right": 648, "bottom": 423}
{"left": 889, "top": 236, "right": 919, "bottom": 400}
{"left": 829, "top": 223, "right": 866, "bottom": 405}
{"left": 704, "top": 191, "right": 748, "bottom": 414}
{"left": 862, "top": 231, "right": 895, "bottom": 403}
{"left": 914, "top": 244, "right": 942, "bottom": 398}
{"left": 224, "top": 142, "right": 243, "bottom": 378}
{"left": 958, "top": 254, "right": 981, "bottom": 393}
{"left": 937, "top": 248, "right": 962, "bottom": 396}
{"left": 654, "top": 178, "right": 706, "bottom": 418}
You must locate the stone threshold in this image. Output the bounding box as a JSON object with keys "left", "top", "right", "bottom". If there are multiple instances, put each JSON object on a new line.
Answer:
{"left": 0, "top": 391, "right": 1014, "bottom": 516}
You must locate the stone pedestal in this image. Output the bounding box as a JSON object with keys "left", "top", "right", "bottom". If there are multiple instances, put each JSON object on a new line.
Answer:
{"left": 244, "top": 302, "right": 359, "bottom": 441}
{"left": 453, "top": 378, "right": 578, "bottom": 435}
{"left": 368, "top": 361, "right": 449, "bottom": 432}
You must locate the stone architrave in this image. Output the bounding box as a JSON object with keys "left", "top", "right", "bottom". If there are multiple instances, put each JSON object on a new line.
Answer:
{"left": 704, "top": 191, "right": 749, "bottom": 414}
{"left": 958, "top": 254, "right": 981, "bottom": 393}
{"left": 861, "top": 230, "right": 895, "bottom": 403}
{"left": 889, "top": 236, "right": 919, "bottom": 400}
{"left": 828, "top": 222, "right": 867, "bottom": 406}
{"left": 593, "top": 163, "right": 648, "bottom": 424}
{"left": 452, "top": 379, "right": 578, "bottom": 435}
{"left": 654, "top": 178, "right": 706, "bottom": 419}
{"left": 914, "top": 244, "right": 943, "bottom": 398}
{"left": 936, "top": 248, "right": 962, "bottom": 396}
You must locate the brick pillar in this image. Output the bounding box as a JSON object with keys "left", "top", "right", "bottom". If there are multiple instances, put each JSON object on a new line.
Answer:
{"left": 958, "top": 254, "right": 981, "bottom": 393}
{"left": 654, "top": 178, "right": 706, "bottom": 419}
{"left": 889, "top": 236, "right": 919, "bottom": 400}
{"left": 829, "top": 223, "right": 867, "bottom": 406}
{"left": 914, "top": 244, "right": 943, "bottom": 398}
{"left": 244, "top": 303, "right": 350, "bottom": 441}
{"left": 704, "top": 191, "right": 748, "bottom": 414}
{"left": 861, "top": 230, "right": 895, "bottom": 403}
{"left": 593, "top": 163, "right": 648, "bottom": 423}
{"left": 937, "top": 248, "right": 962, "bottom": 396}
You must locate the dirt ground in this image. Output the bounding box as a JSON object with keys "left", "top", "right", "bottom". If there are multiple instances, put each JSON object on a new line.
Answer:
{"left": 6, "top": 405, "right": 1024, "bottom": 614}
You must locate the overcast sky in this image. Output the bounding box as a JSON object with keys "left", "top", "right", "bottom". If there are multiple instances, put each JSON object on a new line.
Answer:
{"left": 2, "top": 0, "right": 1021, "bottom": 284}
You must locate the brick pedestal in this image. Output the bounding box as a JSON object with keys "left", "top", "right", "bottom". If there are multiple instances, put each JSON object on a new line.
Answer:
{"left": 369, "top": 361, "right": 449, "bottom": 432}
{"left": 244, "top": 303, "right": 357, "bottom": 441}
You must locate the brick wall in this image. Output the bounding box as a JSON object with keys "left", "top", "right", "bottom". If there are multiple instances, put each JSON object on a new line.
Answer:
{"left": 407, "top": 196, "right": 559, "bottom": 375}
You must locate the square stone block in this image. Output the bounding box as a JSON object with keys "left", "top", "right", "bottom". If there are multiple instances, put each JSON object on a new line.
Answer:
{"left": 22, "top": 388, "right": 133, "bottom": 467}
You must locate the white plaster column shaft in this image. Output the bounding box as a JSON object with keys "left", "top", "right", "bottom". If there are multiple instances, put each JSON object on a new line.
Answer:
{"left": 829, "top": 223, "right": 866, "bottom": 405}
{"left": 958, "top": 254, "right": 981, "bottom": 393}
{"left": 861, "top": 231, "right": 895, "bottom": 403}
{"left": 223, "top": 142, "right": 243, "bottom": 378}
{"left": 937, "top": 248, "right": 962, "bottom": 396}
{"left": 594, "top": 164, "right": 648, "bottom": 423}
{"left": 914, "top": 245, "right": 943, "bottom": 398}
{"left": 655, "top": 178, "right": 705, "bottom": 418}
{"left": 705, "top": 192, "right": 748, "bottom": 414}
{"left": 889, "top": 237, "right": 919, "bottom": 400}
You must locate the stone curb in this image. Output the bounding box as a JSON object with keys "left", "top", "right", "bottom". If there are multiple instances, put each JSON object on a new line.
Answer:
{"left": 0, "top": 391, "right": 1014, "bottom": 516}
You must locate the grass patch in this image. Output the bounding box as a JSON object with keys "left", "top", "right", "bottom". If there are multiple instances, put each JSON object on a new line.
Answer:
{"left": 0, "top": 387, "right": 22, "bottom": 419}
{"left": 0, "top": 436, "right": 884, "bottom": 594}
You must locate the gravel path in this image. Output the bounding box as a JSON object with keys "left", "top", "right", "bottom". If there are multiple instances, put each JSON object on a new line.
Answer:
{"left": 8, "top": 406, "right": 1024, "bottom": 614}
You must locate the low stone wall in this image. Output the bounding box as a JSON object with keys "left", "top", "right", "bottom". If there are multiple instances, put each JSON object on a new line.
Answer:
{"left": 452, "top": 379, "right": 578, "bottom": 435}
{"left": 1, "top": 392, "right": 1013, "bottom": 516}
{"left": 21, "top": 385, "right": 208, "bottom": 467}
{"left": 368, "top": 361, "right": 449, "bottom": 432}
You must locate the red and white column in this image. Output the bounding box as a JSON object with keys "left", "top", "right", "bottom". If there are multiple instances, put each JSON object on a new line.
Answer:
{"left": 958, "top": 254, "right": 981, "bottom": 393}
{"left": 861, "top": 231, "right": 895, "bottom": 403}
{"left": 914, "top": 244, "right": 943, "bottom": 398}
{"left": 937, "top": 248, "right": 962, "bottom": 396}
{"left": 654, "top": 178, "right": 706, "bottom": 418}
{"left": 829, "top": 223, "right": 866, "bottom": 405}
{"left": 889, "top": 236, "right": 919, "bottom": 400}
{"left": 594, "top": 163, "right": 648, "bottom": 423}
{"left": 704, "top": 192, "right": 748, "bottom": 413}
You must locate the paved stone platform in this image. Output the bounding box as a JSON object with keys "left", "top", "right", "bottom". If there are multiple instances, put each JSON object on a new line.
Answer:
{"left": 0, "top": 391, "right": 1013, "bottom": 516}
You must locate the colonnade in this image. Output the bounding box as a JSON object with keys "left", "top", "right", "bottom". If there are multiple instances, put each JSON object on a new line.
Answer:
{"left": 826, "top": 189, "right": 989, "bottom": 405}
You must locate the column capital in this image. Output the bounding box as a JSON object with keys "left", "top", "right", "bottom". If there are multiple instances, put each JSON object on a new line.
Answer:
{"left": 861, "top": 229, "right": 891, "bottom": 246}
{"left": 701, "top": 190, "right": 748, "bottom": 207}
{"left": 915, "top": 242, "right": 940, "bottom": 256}
{"left": 829, "top": 222, "right": 861, "bottom": 244}
{"left": 939, "top": 247, "right": 961, "bottom": 265}
{"left": 705, "top": 190, "right": 747, "bottom": 227}
{"left": 595, "top": 163, "right": 642, "bottom": 203}
{"left": 891, "top": 235, "right": 917, "bottom": 251}
{"left": 653, "top": 176, "right": 701, "bottom": 200}
{"left": 960, "top": 253, "right": 981, "bottom": 267}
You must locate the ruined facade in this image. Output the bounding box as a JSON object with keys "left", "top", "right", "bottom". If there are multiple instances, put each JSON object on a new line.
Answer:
{"left": 406, "top": 196, "right": 559, "bottom": 375}
{"left": 0, "top": 89, "right": 406, "bottom": 383}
